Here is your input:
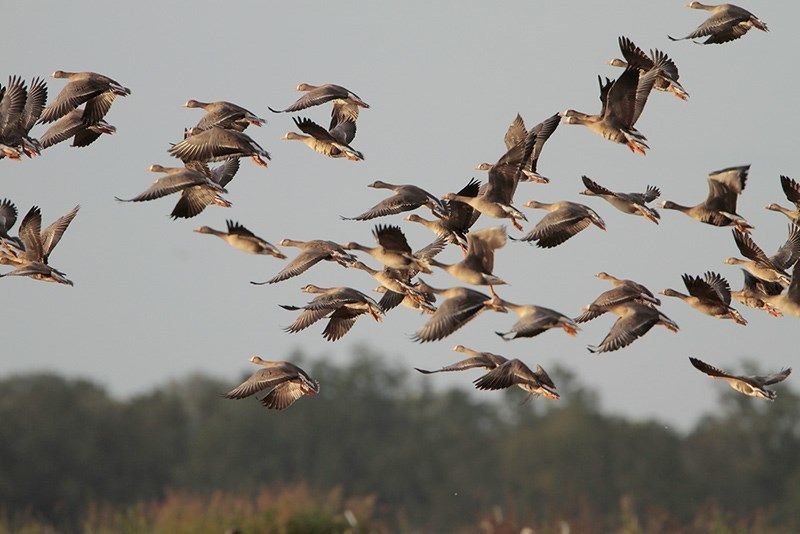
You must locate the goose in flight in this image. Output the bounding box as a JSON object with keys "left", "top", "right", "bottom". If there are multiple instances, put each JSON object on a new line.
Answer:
{"left": 225, "top": 357, "right": 319, "bottom": 410}
{"left": 689, "top": 357, "right": 789, "bottom": 401}
{"left": 669, "top": 3, "right": 768, "bottom": 45}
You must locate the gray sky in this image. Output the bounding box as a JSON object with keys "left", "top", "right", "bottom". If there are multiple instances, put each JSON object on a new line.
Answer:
{"left": 2, "top": 1, "right": 795, "bottom": 429}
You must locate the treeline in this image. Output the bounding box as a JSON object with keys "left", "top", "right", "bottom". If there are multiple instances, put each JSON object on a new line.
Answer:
{"left": 1, "top": 346, "right": 798, "bottom": 532}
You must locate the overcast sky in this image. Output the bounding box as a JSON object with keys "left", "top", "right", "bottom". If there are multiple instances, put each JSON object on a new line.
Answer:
{"left": 1, "top": 1, "right": 794, "bottom": 429}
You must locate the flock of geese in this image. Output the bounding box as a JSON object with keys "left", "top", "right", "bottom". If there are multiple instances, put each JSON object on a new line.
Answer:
{"left": 1, "top": 3, "right": 793, "bottom": 409}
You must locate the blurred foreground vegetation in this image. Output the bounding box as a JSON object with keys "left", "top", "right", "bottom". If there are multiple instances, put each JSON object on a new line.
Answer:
{"left": 1, "top": 346, "right": 798, "bottom": 532}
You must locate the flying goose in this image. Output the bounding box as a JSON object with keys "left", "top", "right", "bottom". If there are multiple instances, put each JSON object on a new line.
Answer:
{"left": 194, "top": 220, "right": 286, "bottom": 258}
{"left": 405, "top": 178, "right": 480, "bottom": 250}
{"left": 415, "top": 345, "right": 507, "bottom": 375}
{"left": 724, "top": 225, "right": 800, "bottom": 286}
{"left": 116, "top": 162, "right": 236, "bottom": 219}
{"left": 280, "top": 285, "right": 383, "bottom": 341}
{"left": 282, "top": 116, "right": 363, "bottom": 161}
{"left": 595, "top": 271, "right": 659, "bottom": 298}
{"left": 766, "top": 176, "right": 800, "bottom": 223}
{"left": 731, "top": 269, "right": 783, "bottom": 317}
{"left": 669, "top": 3, "right": 768, "bottom": 45}
{"left": 0, "top": 76, "right": 29, "bottom": 158}
{"left": 342, "top": 181, "right": 446, "bottom": 221}
{"left": 427, "top": 226, "right": 508, "bottom": 289}
{"left": 473, "top": 359, "right": 559, "bottom": 401}
{"left": 411, "top": 281, "right": 507, "bottom": 342}
{"left": 560, "top": 56, "right": 664, "bottom": 155}
{"left": 445, "top": 129, "right": 536, "bottom": 230}
{"left": 689, "top": 357, "right": 789, "bottom": 401}
{"left": 225, "top": 356, "right": 319, "bottom": 410}
{"left": 374, "top": 284, "right": 436, "bottom": 315}
{"left": 183, "top": 99, "right": 265, "bottom": 132}
{"left": 607, "top": 36, "right": 688, "bottom": 100}
{"left": 660, "top": 165, "right": 753, "bottom": 232}
{"left": 494, "top": 299, "right": 579, "bottom": 340}
{"left": 0, "top": 204, "right": 79, "bottom": 285}
{"left": 660, "top": 272, "right": 747, "bottom": 325}
{"left": 39, "top": 70, "right": 130, "bottom": 124}
{"left": 756, "top": 260, "right": 800, "bottom": 318}
{"left": 579, "top": 175, "right": 660, "bottom": 224}
{"left": 476, "top": 113, "right": 560, "bottom": 183}
{"left": 269, "top": 83, "right": 369, "bottom": 122}
{"left": 0, "top": 76, "right": 47, "bottom": 157}
{"left": 575, "top": 281, "right": 661, "bottom": 324}
{"left": 513, "top": 200, "right": 606, "bottom": 248}
{"left": 252, "top": 239, "right": 355, "bottom": 285}
{"left": 587, "top": 302, "right": 679, "bottom": 353}
{"left": 349, "top": 237, "right": 445, "bottom": 313}
{"left": 168, "top": 126, "right": 270, "bottom": 167}
{"left": 344, "top": 224, "right": 434, "bottom": 273}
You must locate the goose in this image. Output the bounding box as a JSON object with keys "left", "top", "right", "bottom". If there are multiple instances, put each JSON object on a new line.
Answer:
{"left": 660, "top": 165, "right": 753, "bottom": 232}
{"left": 669, "top": 3, "right": 768, "bottom": 45}
{"left": 724, "top": 225, "right": 800, "bottom": 286}
{"left": 39, "top": 107, "right": 116, "bottom": 149}
{"left": 607, "top": 36, "right": 688, "bottom": 100}
{"left": 575, "top": 283, "right": 661, "bottom": 324}
{"left": 411, "top": 281, "right": 507, "bottom": 342}
{"left": 758, "top": 260, "right": 800, "bottom": 317}
{"left": 444, "top": 129, "right": 536, "bottom": 230}
{"left": 588, "top": 302, "right": 679, "bottom": 353}
{"left": 39, "top": 70, "right": 130, "bottom": 124}
{"left": 280, "top": 285, "right": 383, "bottom": 341}
{"left": 595, "top": 272, "right": 659, "bottom": 300}
{"left": 168, "top": 126, "right": 270, "bottom": 167}
{"left": 731, "top": 269, "right": 783, "bottom": 317}
{"left": 183, "top": 99, "right": 265, "bottom": 132}
{"left": 473, "top": 359, "right": 559, "bottom": 401}
{"left": 252, "top": 239, "right": 355, "bottom": 285}
{"left": 427, "top": 226, "right": 508, "bottom": 289}
{"left": 660, "top": 272, "right": 747, "bottom": 325}
{"left": 495, "top": 299, "right": 579, "bottom": 340}
{"left": 344, "top": 224, "right": 434, "bottom": 273}
{"left": 0, "top": 76, "right": 47, "bottom": 157}
{"left": 194, "top": 220, "right": 286, "bottom": 258}
{"left": 579, "top": 175, "right": 660, "bottom": 223}
{"left": 415, "top": 345, "right": 507, "bottom": 375}
{"left": 282, "top": 116, "right": 363, "bottom": 161}
{"left": 476, "top": 113, "right": 560, "bottom": 183}
{"left": 349, "top": 261, "right": 437, "bottom": 312}
{"left": 269, "top": 83, "right": 369, "bottom": 122}
{"left": 0, "top": 204, "right": 79, "bottom": 285}
{"left": 689, "top": 358, "right": 790, "bottom": 401}
{"left": 374, "top": 285, "right": 436, "bottom": 315}
{"left": 225, "top": 356, "right": 319, "bottom": 410}
{"left": 342, "top": 181, "right": 446, "bottom": 221}
{"left": 405, "top": 178, "right": 480, "bottom": 250}
{"left": 349, "top": 237, "right": 445, "bottom": 312}
{"left": 0, "top": 76, "right": 29, "bottom": 158}
{"left": 513, "top": 200, "right": 606, "bottom": 248}
{"left": 766, "top": 176, "right": 800, "bottom": 223}
{"left": 115, "top": 162, "right": 235, "bottom": 219}
{"left": 560, "top": 55, "right": 664, "bottom": 155}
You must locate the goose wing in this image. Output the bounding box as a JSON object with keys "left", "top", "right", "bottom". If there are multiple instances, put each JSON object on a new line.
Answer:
{"left": 41, "top": 205, "right": 79, "bottom": 261}
{"left": 260, "top": 381, "right": 308, "bottom": 410}
{"left": 412, "top": 290, "right": 490, "bottom": 342}
{"left": 266, "top": 249, "right": 330, "bottom": 284}
{"left": 771, "top": 224, "right": 800, "bottom": 270}
{"left": 225, "top": 367, "right": 296, "bottom": 399}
